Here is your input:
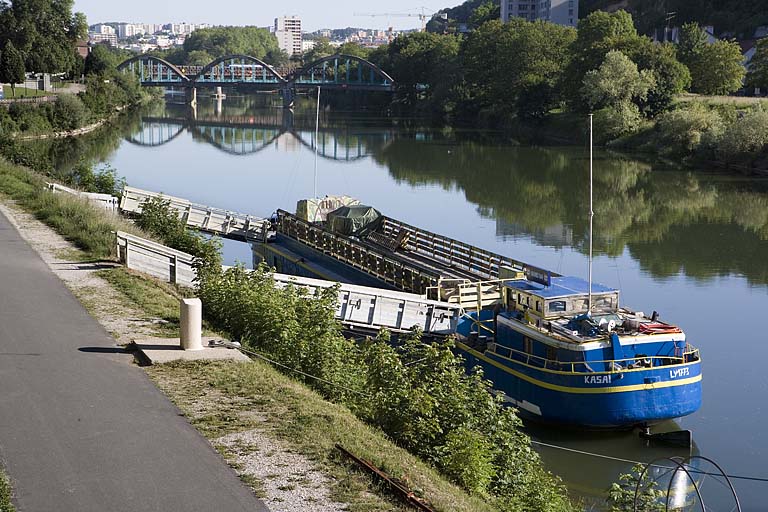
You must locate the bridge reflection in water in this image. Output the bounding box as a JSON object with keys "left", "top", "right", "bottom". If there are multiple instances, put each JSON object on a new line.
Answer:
{"left": 126, "top": 108, "right": 395, "bottom": 161}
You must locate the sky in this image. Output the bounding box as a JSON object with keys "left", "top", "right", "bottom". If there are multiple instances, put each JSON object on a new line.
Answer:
{"left": 73, "top": 0, "right": 453, "bottom": 32}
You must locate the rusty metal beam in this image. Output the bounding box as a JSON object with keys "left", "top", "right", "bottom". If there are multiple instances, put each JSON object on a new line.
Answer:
{"left": 335, "top": 444, "right": 436, "bottom": 512}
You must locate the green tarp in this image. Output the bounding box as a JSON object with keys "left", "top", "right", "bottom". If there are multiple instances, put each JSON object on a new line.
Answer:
{"left": 326, "top": 205, "right": 382, "bottom": 236}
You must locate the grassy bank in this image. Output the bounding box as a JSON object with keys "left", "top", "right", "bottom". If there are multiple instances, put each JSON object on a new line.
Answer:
{"left": 0, "top": 470, "right": 14, "bottom": 512}
{"left": 149, "top": 360, "right": 497, "bottom": 512}
{"left": 0, "top": 157, "right": 144, "bottom": 259}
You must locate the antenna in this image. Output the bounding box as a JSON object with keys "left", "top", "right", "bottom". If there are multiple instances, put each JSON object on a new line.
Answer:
{"left": 314, "top": 86, "right": 320, "bottom": 200}
{"left": 588, "top": 113, "right": 594, "bottom": 314}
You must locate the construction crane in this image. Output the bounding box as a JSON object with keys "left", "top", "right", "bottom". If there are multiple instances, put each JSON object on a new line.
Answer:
{"left": 353, "top": 8, "right": 447, "bottom": 32}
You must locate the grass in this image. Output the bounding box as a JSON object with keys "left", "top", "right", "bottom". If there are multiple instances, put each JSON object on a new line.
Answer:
{"left": 148, "top": 360, "right": 496, "bottom": 512}
{"left": 676, "top": 93, "right": 768, "bottom": 108}
{"left": 96, "top": 267, "right": 187, "bottom": 324}
{"left": 0, "top": 470, "right": 14, "bottom": 512}
{"left": 1, "top": 86, "right": 53, "bottom": 98}
{"left": 0, "top": 158, "right": 148, "bottom": 259}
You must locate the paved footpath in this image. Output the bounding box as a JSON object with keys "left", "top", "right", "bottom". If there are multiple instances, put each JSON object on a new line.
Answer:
{"left": 0, "top": 210, "right": 267, "bottom": 511}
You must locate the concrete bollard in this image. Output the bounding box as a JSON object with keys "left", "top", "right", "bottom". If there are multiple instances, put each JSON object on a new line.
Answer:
{"left": 180, "top": 298, "right": 203, "bottom": 351}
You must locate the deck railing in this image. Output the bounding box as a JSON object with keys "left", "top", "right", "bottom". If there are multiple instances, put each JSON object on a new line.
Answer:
{"left": 482, "top": 341, "right": 701, "bottom": 374}
{"left": 275, "top": 210, "right": 440, "bottom": 294}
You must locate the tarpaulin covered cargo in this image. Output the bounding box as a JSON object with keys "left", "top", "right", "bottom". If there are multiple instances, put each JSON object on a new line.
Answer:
{"left": 327, "top": 205, "right": 382, "bottom": 236}
{"left": 296, "top": 196, "right": 360, "bottom": 223}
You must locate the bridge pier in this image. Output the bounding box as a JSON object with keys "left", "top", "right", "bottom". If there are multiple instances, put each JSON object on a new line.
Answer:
{"left": 185, "top": 87, "right": 197, "bottom": 107}
{"left": 281, "top": 86, "right": 295, "bottom": 109}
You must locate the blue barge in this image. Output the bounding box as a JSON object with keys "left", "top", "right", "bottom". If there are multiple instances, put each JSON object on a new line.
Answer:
{"left": 254, "top": 205, "right": 702, "bottom": 429}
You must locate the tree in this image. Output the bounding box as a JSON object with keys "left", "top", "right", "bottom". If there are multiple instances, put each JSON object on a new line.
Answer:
{"left": 185, "top": 50, "right": 213, "bottom": 66}
{"left": 0, "top": 42, "right": 26, "bottom": 97}
{"left": 182, "top": 26, "right": 281, "bottom": 62}
{"left": 629, "top": 40, "right": 691, "bottom": 116}
{"left": 582, "top": 50, "right": 655, "bottom": 110}
{"left": 563, "top": 10, "right": 643, "bottom": 108}
{"left": 677, "top": 22, "right": 709, "bottom": 66}
{"left": 582, "top": 50, "right": 655, "bottom": 139}
{"left": 0, "top": 0, "right": 87, "bottom": 74}
{"left": 677, "top": 23, "right": 746, "bottom": 95}
{"left": 303, "top": 37, "right": 333, "bottom": 63}
{"left": 747, "top": 38, "right": 768, "bottom": 92}
{"left": 687, "top": 39, "right": 746, "bottom": 95}
{"left": 84, "top": 44, "right": 119, "bottom": 75}
{"left": 463, "top": 18, "right": 576, "bottom": 119}
{"left": 336, "top": 42, "right": 370, "bottom": 59}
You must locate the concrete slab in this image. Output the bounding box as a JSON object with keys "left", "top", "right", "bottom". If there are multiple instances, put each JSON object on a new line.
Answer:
{"left": 132, "top": 336, "right": 251, "bottom": 365}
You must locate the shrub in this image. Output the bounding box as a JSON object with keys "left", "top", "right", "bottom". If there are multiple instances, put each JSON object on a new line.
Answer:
{"left": 593, "top": 102, "right": 643, "bottom": 143}
{"left": 655, "top": 104, "right": 724, "bottom": 155}
{"left": 50, "top": 94, "right": 89, "bottom": 131}
{"left": 715, "top": 108, "right": 768, "bottom": 161}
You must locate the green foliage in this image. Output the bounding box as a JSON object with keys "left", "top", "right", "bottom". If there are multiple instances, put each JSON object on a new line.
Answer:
{"left": 182, "top": 26, "right": 281, "bottom": 63}
{"left": 0, "top": 0, "right": 87, "bottom": 74}
{"left": 747, "top": 38, "right": 768, "bottom": 91}
{"left": 303, "top": 37, "right": 334, "bottom": 63}
{"left": 70, "top": 163, "right": 125, "bottom": 195}
{"left": 630, "top": 41, "right": 691, "bottom": 116}
{"left": 193, "top": 261, "right": 574, "bottom": 510}
{"left": 51, "top": 93, "right": 88, "bottom": 130}
{"left": 0, "top": 42, "right": 26, "bottom": 97}
{"left": 655, "top": 103, "right": 724, "bottom": 155}
{"left": 715, "top": 107, "right": 768, "bottom": 161}
{"left": 84, "top": 44, "right": 121, "bottom": 75}
{"left": 592, "top": 103, "right": 644, "bottom": 142}
{"left": 375, "top": 32, "right": 462, "bottom": 116}
{"left": 336, "top": 42, "right": 370, "bottom": 59}
{"left": 677, "top": 24, "right": 746, "bottom": 95}
{"left": 427, "top": 0, "right": 500, "bottom": 33}
{"left": 606, "top": 465, "right": 665, "bottom": 512}
{"left": 581, "top": 50, "right": 655, "bottom": 111}
{"left": 0, "top": 469, "right": 14, "bottom": 512}
{"left": 135, "top": 196, "right": 222, "bottom": 271}
{"left": 185, "top": 50, "right": 213, "bottom": 66}
{"left": 463, "top": 19, "right": 576, "bottom": 119}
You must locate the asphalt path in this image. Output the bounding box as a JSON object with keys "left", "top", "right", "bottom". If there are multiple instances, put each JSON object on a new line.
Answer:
{"left": 0, "top": 210, "right": 267, "bottom": 511}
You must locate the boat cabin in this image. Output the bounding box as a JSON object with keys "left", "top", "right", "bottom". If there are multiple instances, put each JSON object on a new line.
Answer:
{"left": 503, "top": 276, "right": 619, "bottom": 322}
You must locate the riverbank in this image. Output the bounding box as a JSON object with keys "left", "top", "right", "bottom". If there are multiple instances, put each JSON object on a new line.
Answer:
{"left": 0, "top": 158, "right": 540, "bottom": 511}
{"left": 503, "top": 96, "right": 768, "bottom": 175}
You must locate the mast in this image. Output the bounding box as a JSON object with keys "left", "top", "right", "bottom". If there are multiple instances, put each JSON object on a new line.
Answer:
{"left": 313, "top": 86, "right": 321, "bottom": 200}
{"left": 588, "top": 114, "right": 594, "bottom": 314}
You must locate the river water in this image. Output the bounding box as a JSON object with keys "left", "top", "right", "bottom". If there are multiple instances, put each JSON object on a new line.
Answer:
{"left": 40, "top": 95, "right": 768, "bottom": 509}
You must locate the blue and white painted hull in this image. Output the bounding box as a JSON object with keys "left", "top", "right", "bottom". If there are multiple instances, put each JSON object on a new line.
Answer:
{"left": 458, "top": 342, "right": 702, "bottom": 428}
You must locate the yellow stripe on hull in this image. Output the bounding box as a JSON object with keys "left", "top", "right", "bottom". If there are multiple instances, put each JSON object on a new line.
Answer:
{"left": 458, "top": 343, "right": 702, "bottom": 395}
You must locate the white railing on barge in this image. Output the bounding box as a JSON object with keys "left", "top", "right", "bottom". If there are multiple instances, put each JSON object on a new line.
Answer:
{"left": 119, "top": 186, "right": 270, "bottom": 243}
{"left": 115, "top": 232, "right": 462, "bottom": 336}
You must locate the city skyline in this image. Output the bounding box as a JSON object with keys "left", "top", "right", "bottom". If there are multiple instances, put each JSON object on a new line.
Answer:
{"left": 73, "top": 0, "right": 449, "bottom": 32}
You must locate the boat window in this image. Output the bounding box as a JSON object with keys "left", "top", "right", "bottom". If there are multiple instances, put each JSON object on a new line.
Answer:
{"left": 548, "top": 300, "right": 566, "bottom": 312}
{"left": 523, "top": 337, "right": 532, "bottom": 354}
{"left": 536, "top": 300, "right": 542, "bottom": 312}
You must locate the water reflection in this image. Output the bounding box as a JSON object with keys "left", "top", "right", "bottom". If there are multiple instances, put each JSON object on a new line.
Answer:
{"left": 373, "top": 138, "right": 768, "bottom": 286}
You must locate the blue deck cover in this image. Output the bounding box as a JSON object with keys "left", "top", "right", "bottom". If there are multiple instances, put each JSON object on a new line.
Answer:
{"left": 503, "top": 275, "right": 617, "bottom": 299}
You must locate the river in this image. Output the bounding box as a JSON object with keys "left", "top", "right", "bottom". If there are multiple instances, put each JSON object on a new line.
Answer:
{"left": 36, "top": 94, "right": 768, "bottom": 509}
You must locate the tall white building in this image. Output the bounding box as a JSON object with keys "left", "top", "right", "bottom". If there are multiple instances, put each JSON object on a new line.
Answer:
{"left": 273, "top": 15, "right": 302, "bottom": 56}
{"left": 500, "top": 0, "right": 578, "bottom": 27}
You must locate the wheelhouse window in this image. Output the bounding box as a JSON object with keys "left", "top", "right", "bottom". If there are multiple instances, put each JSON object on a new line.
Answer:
{"left": 546, "top": 346, "right": 557, "bottom": 361}
{"left": 548, "top": 300, "right": 566, "bottom": 313}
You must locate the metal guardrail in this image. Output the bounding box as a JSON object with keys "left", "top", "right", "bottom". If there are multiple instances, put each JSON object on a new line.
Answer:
{"left": 47, "top": 182, "right": 118, "bottom": 211}
{"left": 116, "top": 231, "right": 462, "bottom": 335}
{"left": 116, "top": 231, "right": 197, "bottom": 287}
{"left": 120, "top": 186, "right": 270, "bottom": 243}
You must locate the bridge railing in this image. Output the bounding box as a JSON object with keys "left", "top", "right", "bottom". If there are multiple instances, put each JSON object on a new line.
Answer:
{"left": 120, "top": 186, "right": 270, "bottom": 243}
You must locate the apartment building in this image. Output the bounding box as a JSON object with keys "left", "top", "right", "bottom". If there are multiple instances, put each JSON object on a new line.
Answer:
{"left": 500, "top": 0, "right": 578, "bottom": 27}
{"left": 273, "top": 15, "right": 302, "bottom": 56}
